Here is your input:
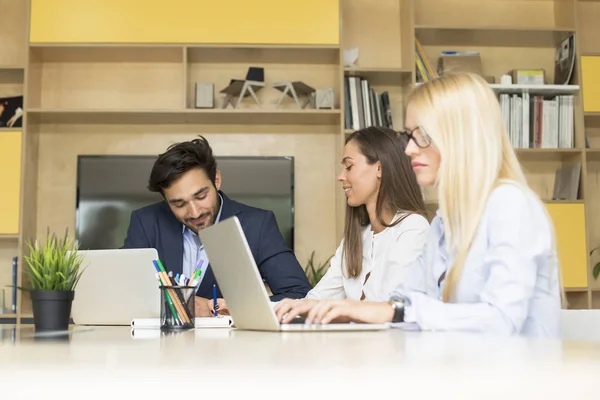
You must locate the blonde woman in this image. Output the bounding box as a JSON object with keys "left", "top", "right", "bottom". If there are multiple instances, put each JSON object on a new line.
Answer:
{"left": 275, "top": 73, "right": 563, "bottom": 337}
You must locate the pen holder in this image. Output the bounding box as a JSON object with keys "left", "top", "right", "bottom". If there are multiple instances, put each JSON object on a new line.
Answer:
{"left": 159, "top": 285, "right": 196, "bottom": 331}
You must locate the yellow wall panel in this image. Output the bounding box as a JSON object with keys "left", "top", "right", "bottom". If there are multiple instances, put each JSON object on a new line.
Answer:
{"left": 30, "top": 0, "right": 340, "bottom": 45}
{"left": 581, "top": 56, "right": 600, "bottom": 112}
{"left": 0, "top": 130, "right": 22, "bottom": 234}
{"left": 546, "top": 203, "right": 588, "bottom": 288}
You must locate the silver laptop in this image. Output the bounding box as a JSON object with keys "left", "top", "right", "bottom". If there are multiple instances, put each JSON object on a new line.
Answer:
{"left": 71, "top": 248, "right": 161, "bottom": 326}
{"left": 198, "top": 216, "right": 390, "bottom": 332}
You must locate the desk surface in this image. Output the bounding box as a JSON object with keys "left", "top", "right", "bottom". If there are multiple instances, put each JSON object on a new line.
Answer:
{"left": 2, "top": 324, "right": 600, "bottom": 398}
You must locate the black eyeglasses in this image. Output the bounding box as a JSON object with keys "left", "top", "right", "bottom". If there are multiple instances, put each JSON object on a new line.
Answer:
{"left": 398, "top": 126, "right": 432, "bottom": 148}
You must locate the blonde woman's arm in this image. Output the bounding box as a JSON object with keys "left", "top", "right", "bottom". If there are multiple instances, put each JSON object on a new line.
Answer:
{"left": 403, "top": 186, "right": 555, "bottom": 335}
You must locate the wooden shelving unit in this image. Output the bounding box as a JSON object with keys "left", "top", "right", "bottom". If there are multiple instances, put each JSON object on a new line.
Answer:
{"left": 1, "top": 0, "right": 599, "bottom": 322}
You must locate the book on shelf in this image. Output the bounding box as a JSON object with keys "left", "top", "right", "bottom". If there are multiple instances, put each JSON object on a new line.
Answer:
{"left": 414, "top": 38, "right": 437, "bottom": 83}
{"left": 499, "top": 93, "right": 574, "bottom": 149}
{"left": 553, "top": 163, "right": 581, "bottom": 201}
{"left": 344, "top": 75, "right": 393, "bottom": 131}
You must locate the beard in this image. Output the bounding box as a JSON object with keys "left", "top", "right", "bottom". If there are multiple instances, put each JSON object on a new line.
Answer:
{"left": 183, "top": 200, "right": 220, "bottom": 234}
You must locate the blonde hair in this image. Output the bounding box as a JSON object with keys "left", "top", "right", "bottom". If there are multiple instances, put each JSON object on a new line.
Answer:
{"left": 406, "top": 73, "right": 565, "bottom": 305}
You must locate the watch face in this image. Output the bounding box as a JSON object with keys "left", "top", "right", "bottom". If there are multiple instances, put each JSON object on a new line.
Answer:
{"left": 390, "top": 294, "right": 409, "bottom": 306}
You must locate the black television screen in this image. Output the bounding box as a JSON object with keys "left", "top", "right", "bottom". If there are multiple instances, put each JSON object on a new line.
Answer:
{"left": 75, "top": 155, "right": 295, "bottom": 251}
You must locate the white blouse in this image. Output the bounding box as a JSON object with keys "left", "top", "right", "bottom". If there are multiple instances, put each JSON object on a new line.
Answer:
{"left": 306, "top": 213, "right": 430, "bottom": 301}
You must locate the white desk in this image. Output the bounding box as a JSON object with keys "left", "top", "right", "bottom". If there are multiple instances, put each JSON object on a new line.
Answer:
{"left": 1, "top": 325, "right": 600, "bottom": 399}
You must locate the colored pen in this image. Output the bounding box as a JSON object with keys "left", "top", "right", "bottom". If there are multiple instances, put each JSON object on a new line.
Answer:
{"left": 213, "top": 284, "right": 218, "bottom": 317}
{"left": 152, "top": 261, "right": 181, "bottom": 325}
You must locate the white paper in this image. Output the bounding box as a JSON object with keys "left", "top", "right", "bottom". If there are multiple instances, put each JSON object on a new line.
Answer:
{"left": 131, "top": 316, "right": 233, "bottom": 329}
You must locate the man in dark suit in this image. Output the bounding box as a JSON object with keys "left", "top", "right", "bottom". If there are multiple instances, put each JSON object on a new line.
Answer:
{"left": 123, "top": 136, "right": 312, "bottom": 317}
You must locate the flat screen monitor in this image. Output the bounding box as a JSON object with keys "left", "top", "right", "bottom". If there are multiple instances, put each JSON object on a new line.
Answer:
{"left": 75, "top": 155, "right": 295, "bottom": 251}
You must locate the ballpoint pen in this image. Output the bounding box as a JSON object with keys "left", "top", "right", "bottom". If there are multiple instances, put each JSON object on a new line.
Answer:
{"left": 213, "top": 284, "right": 218, "bottom": 317}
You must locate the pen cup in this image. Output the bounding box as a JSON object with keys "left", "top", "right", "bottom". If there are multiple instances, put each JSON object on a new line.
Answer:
{"left": 159, "top": 285, "right": 196, "bottom": 331}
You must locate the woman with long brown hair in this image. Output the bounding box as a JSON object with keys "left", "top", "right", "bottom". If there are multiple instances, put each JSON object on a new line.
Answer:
{"left": 279, "top": 126, "right": 429, "bottom": 308}
{"left": 275, "top": 73, "right": 563, "bottom": 337}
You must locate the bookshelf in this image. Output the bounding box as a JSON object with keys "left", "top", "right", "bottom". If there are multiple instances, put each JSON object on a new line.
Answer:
{"left": 1, "top": 0, "right": 599, "bottom": 321}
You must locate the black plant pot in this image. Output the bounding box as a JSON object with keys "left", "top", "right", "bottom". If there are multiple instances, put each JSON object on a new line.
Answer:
{"left": 30, "top": 290, "right": 74, "bottom": 331}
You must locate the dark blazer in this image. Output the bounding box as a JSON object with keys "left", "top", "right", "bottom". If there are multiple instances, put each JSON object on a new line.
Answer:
{"left": 122, "top": 191, "right": 312, "bottom": 301}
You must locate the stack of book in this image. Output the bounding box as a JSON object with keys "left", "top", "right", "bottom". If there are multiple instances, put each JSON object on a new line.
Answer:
{"left": 343, "top": 75, "right": 393, "bottom": 131}
{"left": 499, "top": 93, "right": 574, "bottom": 149}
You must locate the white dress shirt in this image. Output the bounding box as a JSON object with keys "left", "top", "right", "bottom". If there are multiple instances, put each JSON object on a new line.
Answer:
{"left": 182, "top": 193, "right": 224, "bottom": 290}
{"left": 306, "top": 213, "right": 430, "bottom": 301}
{"left": 391, "top": 181, "right": 562, "bottom": 337}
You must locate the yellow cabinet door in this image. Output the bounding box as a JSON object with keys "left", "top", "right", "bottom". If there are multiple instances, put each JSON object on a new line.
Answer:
{"left": 546, "top": 203, "right": 588, "bottom": 289}
{"left": 581, "top": 56, "right": 600, "bottom": 112}
{"left": 0, "top": 130, "right": 22, "bottom": 234}
{"left": 30, "top": 0, "right": 340, "bottom": 45}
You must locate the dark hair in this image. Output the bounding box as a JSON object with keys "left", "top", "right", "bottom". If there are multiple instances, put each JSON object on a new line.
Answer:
{"left": 148, "top": 136, "right": 217, "bottom": 194}
{"left": 343, "top": 126, "right": 427, "bottom": 279}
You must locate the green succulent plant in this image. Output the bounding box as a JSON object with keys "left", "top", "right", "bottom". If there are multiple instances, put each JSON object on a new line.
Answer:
{"left": 305, "top": 251, "right": 334, "bottom": 287}
{"left": 20, "top": 229, "right": 87, "bottom": 291}
{"left": 592, "top": 246, "right": 600, "bottom": 281}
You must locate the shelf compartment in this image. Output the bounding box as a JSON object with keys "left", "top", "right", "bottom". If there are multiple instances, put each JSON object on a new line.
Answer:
{"left": 415, "top": 26, "right": 573, "bottom": 48}
{"left": 0, "top": 68, "right": 24, "bottom": 100}
{"left": 415, "top": 0, "right": 575, "bottom": 34}
{"left": 185, "top": 46, "right": 340, "bottom": 110}
{"left": 344, "top": 68, "right": 412, "bottom": 87}
{"left": 587, "top": 149, "right": 600, "bottom": 162}
{"left": 0, "top": 0, "right": 27, "bottom": 67}
{"left": 342, "top": 0, "right": 413, "bottom": 71}
{"left": 546, "top": 203, "right": 589, "bottom": 290}
{"left": 578, "top": 1, "right": 600, "bottom": 55}
{"left": 586, "top": 155, "right": 600, "bottom": 292}
{"left": 584, "top": 114, "right": 600, "bottom": 149}
{"left": 517, "top": 149, "right": 583, "bottom": 202}
{"left": 29, "top": 0, "right": 340, "bottom": 46}
{"left": 27, "top": 108, "right": 341, "bottom": 126}
{"left": 28, "top": 46, "right": 185, "bottom": 110}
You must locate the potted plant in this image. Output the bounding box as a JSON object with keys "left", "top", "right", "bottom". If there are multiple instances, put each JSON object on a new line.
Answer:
{"left": 20, "top": 229, "right": 87, "bottom": 331}
{"left": 304, "top": 251, "right": 334, "bottom": 287}
{"left": 592, "top": 246, "right": 600, "bottom": 281}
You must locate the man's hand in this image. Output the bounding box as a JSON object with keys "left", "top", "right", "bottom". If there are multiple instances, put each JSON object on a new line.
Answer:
{"left": 194, "top": 297, "right": 213, "bottom": 317}
{"left": 275, "top": 298, "right": 394, "bottom": 325}
{"left": 207, "top": 298, "right": 230, "bottom": 316}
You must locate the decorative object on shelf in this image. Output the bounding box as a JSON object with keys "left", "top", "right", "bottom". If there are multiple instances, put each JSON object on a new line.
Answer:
{"left": 343, "top": 47, "right": 359, "bottom": 67}
{"left": 315, "top": 88, "right": 334, "bottom": 109}
{"left": 194, "top": 83, "right": 214, "bottom": 108}
{"left": 592, "top": 246, "right": 600, "bottom": 280}
{"left": 17, "top": 229, "right": 87, "bottom": 331}
{"left": 304, "top": 250, "right": 334, "bottom": 287}
{"left": 435, "top": 50, "right": 482, "bottom": 80}
{"left": 552, "top": 163, "right": 581, "bottom": 201}
{"left": 0, "top": 95, "right": 23, "bottom": 128}
{"left": 509, "top": 69, "right": 545, "bottom": 85}
{"left": 554, "top": 34, "right": 575, "bottom": 85}
{"left": 273, "top": 81, "right": 316, "bottom": 108}
{"left": 220, "top": 67, "right": 265, "bottom": 109}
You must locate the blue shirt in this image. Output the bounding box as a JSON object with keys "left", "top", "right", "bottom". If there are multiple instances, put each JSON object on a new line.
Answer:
{"left": 182, "top": 193, "right": 224, "bottom": 292}
{"left": 391, "top": 181, "right": 562, "bottom": 337}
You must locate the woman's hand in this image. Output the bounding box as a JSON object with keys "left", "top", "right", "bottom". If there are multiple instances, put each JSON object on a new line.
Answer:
{"left": 274, "top": 298, "right": 318, "bottom": 323}
{"left": 275, "top": 298, "right": 395, "bottom": 325}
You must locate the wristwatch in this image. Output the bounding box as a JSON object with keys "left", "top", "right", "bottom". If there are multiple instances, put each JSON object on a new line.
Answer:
{"left": 388, "top": 294, "right": 410, "bottom": 323}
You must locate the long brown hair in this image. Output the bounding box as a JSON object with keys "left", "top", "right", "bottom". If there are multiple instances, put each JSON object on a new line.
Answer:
{"left": 343, "top": 126, "right": 427, "bottom": 279}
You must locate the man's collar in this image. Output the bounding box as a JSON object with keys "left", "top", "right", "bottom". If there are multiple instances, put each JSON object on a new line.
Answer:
{"left": 182, "top": 192, "right": 225, "bottom": 234}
